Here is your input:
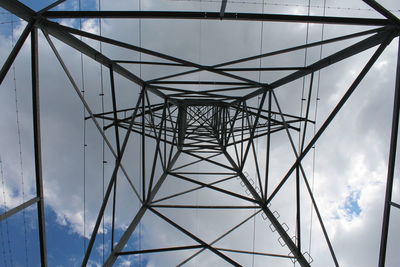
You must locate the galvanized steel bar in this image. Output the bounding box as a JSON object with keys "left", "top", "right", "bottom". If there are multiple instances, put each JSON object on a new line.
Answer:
{"left": 0, "top": 20, "right": 34, "bottom": 85}
{"left": 42, "top": 11, "right": 391, "bottom": 26}
{"left": 378, "top": 37, "right": 400, "bottom": 267}
{"left": 31, "top": 26, "right": 48, "bottom": 267}
{"left": 0, "top": 197, "right": 39, "bottom": 221}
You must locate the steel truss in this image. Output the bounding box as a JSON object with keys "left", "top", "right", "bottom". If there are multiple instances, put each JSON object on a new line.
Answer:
{"left": 0, "top": 0, "right": 400, "bottom": 266}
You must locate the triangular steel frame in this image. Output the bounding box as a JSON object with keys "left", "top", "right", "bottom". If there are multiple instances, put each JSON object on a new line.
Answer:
{"left": 0, "top": 0, "right": 400, "bottom": 266}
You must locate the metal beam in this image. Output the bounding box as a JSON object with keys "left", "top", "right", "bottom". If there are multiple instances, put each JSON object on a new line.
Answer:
{"left": 116, "top": 245, "right": 205, "bottom": 255}
{"left": 0, "top": 20, "right": 34, "bottom": 85}
{"left": 187, "top": 108, "right": 309, "bottom": 265}
{"left": 241, "top": 29, "right": 396, "bottom": 101}
{"left": 220, "top": 0, "right": 228, "bottom": 18}
{"left": 0, "top": 197, "right": 39, "bottom": 221}
{"left": 267, "top": 34, "right": 394, "bottom": 205}
{"left": 1, "top": 0, "right": 398, "bottom": 265}
{"left": 378, "top": 37, "right": 400, "bottom": 267}
{"left": 149, "top": 27, "right": 384, "bottom": 92}
{"left": 81, "top": 91, "right": 144, "bottom": 266}
{"left": 109, "top": 66, "right": 121, "bottom": 251}
{"left": 168, "top": 171, "right": 257, "bottom": 204}
{"left": 150, "top": 205, "right": 258, "bottom": 209}
{"left": 0, "top": 0, "right": 35, "bottom": 21}
{"left": 48, "top": 22, "right": 265, "bottom": 89}
{"left": 177, "top": 105, "right": 187, "bottom": 148}
{"left": 215, "top": 247, "right": 295, "bottom": 259}
{"left": 43, "top": 31, "right": 141, "bottom": 201}
{"left": 362, "top": 0, "right": 400, "bottom": 26}
{"left": 178, "top": 210, "right": 262, "bottom": 265}
{"left": 149, "top": 207, "right": 241, "bottom": 266}
{"left": 151, "top": 175, "right": 237, "bottom": 204}
{"left": 264, "top": 91, "right": 272, "bottom": 200}
{"left": 390, "top": 202, "right": 400, "bottom": 209}
{"left": 271, "top": 87, "right": 339, "bottom": 266}
{"left": 31, "top": 26, "right": 48, "bottom": 267}
{"left": 41, "top": 22, "right": 166, "bottom": 99}
{"left": 38, "top": 0, "right": 67, "bottom": 14}
{"left": 146, "top": 100, "right": 168, "bottom": 199}
{"left": 104, "top": 151, "right": 181, "bottom": 266}
{"left": 41, "top": 11, "right": 391, "bottom": 26}
{"left": 223, "top": 150, "right": 310, "bottom": 266}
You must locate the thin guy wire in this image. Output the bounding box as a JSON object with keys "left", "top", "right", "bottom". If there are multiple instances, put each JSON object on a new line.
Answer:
{"left": 0, "top": 156, "right": 12, "bottom": 266}
{"left": 168, "top": 0, "right": 400, "bottom": 13}
{"left": 298, "top": 0, "right": 311, "bottom": 148}
{"left": 0, "top": 19, "right": 23, "bottom": 25}
{"left": 78, "top": 0, "right": 87, "bottom": 256}
{"left": 139, "top": 1, "right": 143, "bottom": 265}
{"left": 252, "top": 1, "right": 265, "bottom": 265}
{"left": 195, "top": 1, "right": 203, "bottom": 265}
{"left": 11, "top": 14, "right": 29, "bottom": 266}
{"left": 97, "top": 0, "right": 106, "bottom": 263}
{"left": 0, "top": 197, "right": 6, "bottom": 267}
{"left": 308, "top": 0, "right": 326, "bottom": 262}
{"left": 294, "top": 2, "right": 311, "bottom": 265}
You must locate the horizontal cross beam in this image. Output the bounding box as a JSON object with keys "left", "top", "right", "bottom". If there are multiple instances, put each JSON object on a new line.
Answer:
{"left": 42, "top": 11, "right": 392, "bottom": 26}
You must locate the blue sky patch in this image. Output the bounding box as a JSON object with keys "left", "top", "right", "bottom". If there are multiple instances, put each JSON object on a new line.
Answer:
{"left": 342, "top": 190, "right": 362, "bottom": 220}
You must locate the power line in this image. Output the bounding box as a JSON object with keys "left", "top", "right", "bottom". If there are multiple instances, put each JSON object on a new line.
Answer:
{"left": 0, "top": 19, "right": 22, "bottom": 25}
{"left": 98, "top": 0, "right": 106, "bottom": 263}
{"left": 0, "top": 156, "right": 13, "bottom": 266}
{"left": 308, "top": 0, "right": 326, "bottom": 263}
{"left": 0, "top": 195, "right": 7, "bottom": 267}
{"left": 252, "top": 1, "right": 265, "bottom": 265}
{"left": 78, "top": 0, "right": 88, "bottom": 258}
{"left": 293, "top": 2, "right": 312, "bottom": 265}
{"left": 195, "top": 1, "right": 202, "bottom": 265}
{"left": 11, "top": 13, "right": 29, "bottom": 266}
{"left": 168, "top": 0, "right": 400, "bottom": 13}
{"left": 139, "top": 1, "right": 143, "bottom": 266}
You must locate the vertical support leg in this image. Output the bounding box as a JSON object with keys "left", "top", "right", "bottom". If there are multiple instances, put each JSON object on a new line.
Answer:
{"left": 31, "top": 26, "right": 48, "bottom": 267}
{"left": 142, "top": 87, "right": 146, "bottom": 202}
{"left": 378, "top": 37, "right": 400, "bottom": 267}
{"left": 264, "top": 91, "right": 271, "bottom": 201}
{"left": 109, "top": 66, "right": 121, "bottom": 251}
{"left": 178, "top": 104, "right": 187, "bottom": 149}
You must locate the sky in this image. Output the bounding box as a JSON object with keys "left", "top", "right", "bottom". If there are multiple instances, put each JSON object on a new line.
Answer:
{"left": 0, "top": 0, "right": 400, "bottom": 266}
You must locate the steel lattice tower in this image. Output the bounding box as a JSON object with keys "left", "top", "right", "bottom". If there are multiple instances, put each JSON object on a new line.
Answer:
{"left": 0, "top": 0, "right": 400, "bottom": 266}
